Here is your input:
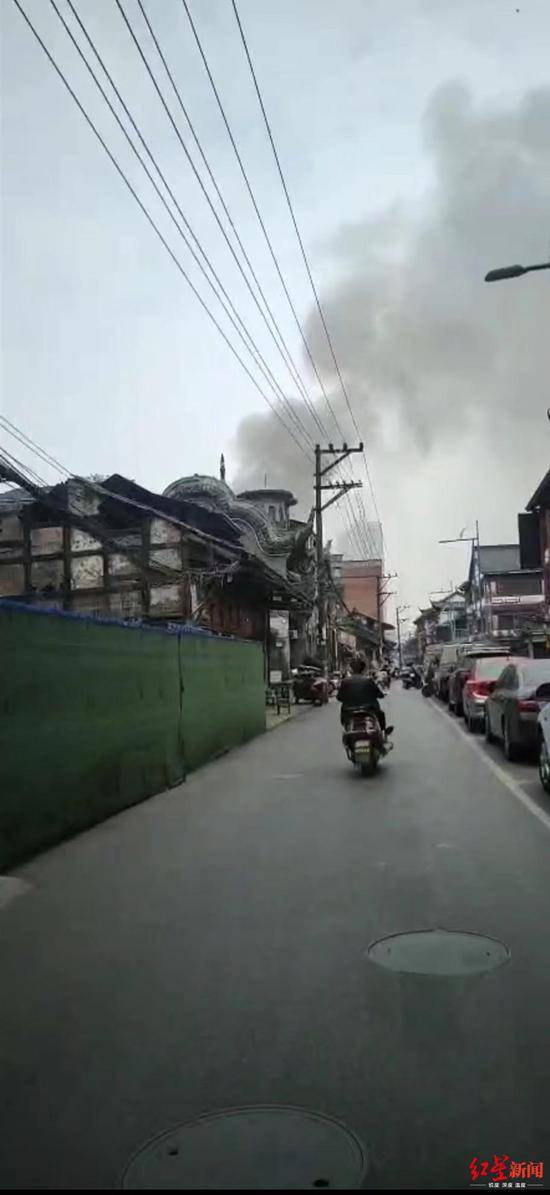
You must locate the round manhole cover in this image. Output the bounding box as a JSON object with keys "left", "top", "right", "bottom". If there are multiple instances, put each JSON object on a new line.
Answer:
{"left": 367, "top": 929, "right": 510, "bottom": 976}
{"left": 121, "top": 1106, "right": 368, "bottom": 1190}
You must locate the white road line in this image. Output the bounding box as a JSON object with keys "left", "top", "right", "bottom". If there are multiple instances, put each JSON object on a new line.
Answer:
{"left": 428, "top": 699, "right": 550, "bottom": 835}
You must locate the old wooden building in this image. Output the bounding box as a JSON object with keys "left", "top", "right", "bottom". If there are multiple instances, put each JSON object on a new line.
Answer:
{"left": 0, "top": 470, "right": 315, "bottom": 663}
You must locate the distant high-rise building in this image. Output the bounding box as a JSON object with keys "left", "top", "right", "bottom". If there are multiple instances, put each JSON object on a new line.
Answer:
{"left": 341, "top": 558, "right": 383, "bottom": 623}
{"left": 339, "top": 519, "right": 383, "bottom": 563}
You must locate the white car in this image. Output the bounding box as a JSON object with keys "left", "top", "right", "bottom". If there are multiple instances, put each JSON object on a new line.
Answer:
{"left": 538, "top": 702, "right": 550, "bottom": 794}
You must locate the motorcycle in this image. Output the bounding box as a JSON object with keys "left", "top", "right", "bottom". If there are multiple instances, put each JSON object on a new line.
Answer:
{"left": 310, "top": 675, "right": 330, "bottom": 705}
{"left": 292, "top": 666, "right": 329, "bottom": 706}
{"left": 402, "top": 667, "right": 421, "bottom": 690}
{"left": 342, "top": 706, "right": 389, "bottom": 776}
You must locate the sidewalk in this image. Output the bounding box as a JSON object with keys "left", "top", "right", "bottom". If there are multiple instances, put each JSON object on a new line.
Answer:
{"left": 265, "top": 698, "right": 324, "bottom": 732}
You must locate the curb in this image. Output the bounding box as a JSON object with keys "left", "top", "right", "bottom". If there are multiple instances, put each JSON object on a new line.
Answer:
{"left": 265, "top": 702, "right": 320, "bottom": 733}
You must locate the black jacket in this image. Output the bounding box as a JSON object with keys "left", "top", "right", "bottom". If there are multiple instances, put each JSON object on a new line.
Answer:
{"left": 337, "top": 676, "right": 385, "bottom": 708}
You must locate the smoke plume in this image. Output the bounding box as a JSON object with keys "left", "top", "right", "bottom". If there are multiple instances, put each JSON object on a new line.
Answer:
{"left": 233, "top": 83, "right": 550, "bottom": 607}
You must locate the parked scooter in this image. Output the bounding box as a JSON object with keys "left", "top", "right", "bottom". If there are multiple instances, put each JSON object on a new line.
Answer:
{"left": 310, "top": 674, "right": 330, "bottom": 705}
{"left": 342, "top": 706, "right": 390, "bottom": 776}
{"left": 292, "top": 666, "right": 329, "bottom": 706}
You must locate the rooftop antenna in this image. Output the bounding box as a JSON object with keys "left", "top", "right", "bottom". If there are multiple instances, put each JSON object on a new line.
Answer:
{"left": 219, "top": 453, "right": 226, "bottom": 482}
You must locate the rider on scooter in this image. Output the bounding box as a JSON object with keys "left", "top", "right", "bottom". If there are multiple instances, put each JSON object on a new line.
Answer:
{"left": 337, "top": 656, "right": 393, "bottom": 737}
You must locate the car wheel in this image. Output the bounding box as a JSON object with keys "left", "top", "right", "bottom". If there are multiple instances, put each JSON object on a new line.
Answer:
{"left": 503, "top": 720, "right": 517, "bottom": 762}
{"left": 539, "top": 734, "right": 550, "bottom": 794}
{"left": 485, "top": 713, "right": 495, "bottom": 744}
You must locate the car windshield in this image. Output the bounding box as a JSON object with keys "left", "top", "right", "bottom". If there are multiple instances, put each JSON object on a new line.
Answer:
{"left": 519, "top": 661, "right": 550, "bottom": 686}
{"left": 476, "top": 656, "right": 514, "bottom": 679}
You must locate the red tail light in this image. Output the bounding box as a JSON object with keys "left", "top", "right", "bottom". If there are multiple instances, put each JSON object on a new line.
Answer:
{"left": 466, "top": 680, "right": 491, "bottom": 697}
{"left": 518, "top": 698, "right": 539, "bottom": 713}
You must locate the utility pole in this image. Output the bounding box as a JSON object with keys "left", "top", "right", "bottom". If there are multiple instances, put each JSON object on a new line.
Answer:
{"left": 396, "top": 603, "right": 411, "bottom": 669}
{"left": 475, "top": 519, "right": 483, "bottom": 635}
{"left": 315, "top": 442, "right": 363, "bottom": 675}
{"left": 377, "top": 571, "right": 397, "bottom": 660}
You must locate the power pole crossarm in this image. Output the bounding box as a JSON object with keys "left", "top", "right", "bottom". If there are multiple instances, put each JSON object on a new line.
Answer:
{"left": 320, "top": 483, "right": 361, "bottom": 514}
{"left": 319, "top": 443, "right": 363, "bottom": 477}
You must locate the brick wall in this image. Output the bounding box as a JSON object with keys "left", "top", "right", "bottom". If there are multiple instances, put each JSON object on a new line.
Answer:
{"left": 342, "top": 560, "right": 382, "bottom": 621}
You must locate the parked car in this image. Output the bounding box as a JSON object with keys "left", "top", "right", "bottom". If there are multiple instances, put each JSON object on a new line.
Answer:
{"left": 537, "top": 701, "right": 550, "bottom": 794}
{"left": 448, "top": 644, "right": 512, "bottom": 720}
{"left": 462, "top": 654, "right": 517, "bottom": 732}
{"left": 448, "top": 662, "right": 469, "bottom": 716}
{"left": 435, "top": 644, "right": 460, "bottom": 702}
{"left": 485, "top": 659, "right": 550, "bottom": 760}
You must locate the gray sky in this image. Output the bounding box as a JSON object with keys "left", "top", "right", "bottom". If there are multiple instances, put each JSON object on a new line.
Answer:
{"left": 2, "top": 0, "right": 550, "bottom": 625}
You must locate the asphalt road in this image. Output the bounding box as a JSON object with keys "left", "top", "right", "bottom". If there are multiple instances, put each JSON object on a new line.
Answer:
{"left": 1, "top": 687, "right": 549, "bottom": 1190}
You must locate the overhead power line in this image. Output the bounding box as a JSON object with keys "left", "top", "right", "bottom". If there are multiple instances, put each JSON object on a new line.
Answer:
{"left": 11, "top": 0, "right": 311, "bottom": 465}
{"left": 50, "top": 0, "right": 313, "bottom": 454}
{"left": 231, "top": 0, "right": 384, "bottom": 552}
{"left": 0, "top": 416, "right": 315, "bottom": 587}
{"left": 11, "top": 1, "right": 369, "bottom": 563}
{"left": 180, "top": 0, "right": 372, "bottom": 560}
{"left": 115, "top": 0, "right": 318, "bottom": 429}
{"left": 137, "top": 0, "right": 315, "bottom": 415}
{"left": 0, "top": 444, "right": 239, "bottom": 585}
{"left": 0, "top": 423, "right": 319, "bottom": 610}
{"left": 0, "top": 415, "right": 71, "bottom": 477}
{"left": 117, "top": 0, "right": 367, "bottom": 561}
{"left": 0, "top": 444, "right": 50, "bottom": 489}
{"left": 180, "top": 0, "right": 329, "bottom": 441}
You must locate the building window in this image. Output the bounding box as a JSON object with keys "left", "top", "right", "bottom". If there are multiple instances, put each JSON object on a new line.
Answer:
{"left": 497, "top": 613, "right": 519, "bottom": 631}
{"left": 494, "top": 574, "right": 542, "bottom": 597}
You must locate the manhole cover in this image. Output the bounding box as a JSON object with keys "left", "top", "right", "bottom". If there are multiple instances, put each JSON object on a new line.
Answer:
{"left": 367, "top": 929, "right": 510, "bottom": 976}
{"left": 121, "top": 1106, "right": 368, "bottom": 1190}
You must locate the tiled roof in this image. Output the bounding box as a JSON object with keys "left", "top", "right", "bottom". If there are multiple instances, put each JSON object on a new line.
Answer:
{"left": 526, "top": 468, "right": 550, "bottom": 511}
{"left": 0, "top": 486, "right": 37, "bottom": 513}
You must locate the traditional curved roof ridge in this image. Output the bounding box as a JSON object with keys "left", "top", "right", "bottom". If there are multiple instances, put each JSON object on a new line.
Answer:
{"left": 163, "top": 474, "right": 306, "bottom": 556}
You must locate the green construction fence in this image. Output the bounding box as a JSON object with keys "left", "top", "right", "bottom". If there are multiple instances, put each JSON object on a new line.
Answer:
{"left": 0, "top": 601, "right": 265, "bottom": 869}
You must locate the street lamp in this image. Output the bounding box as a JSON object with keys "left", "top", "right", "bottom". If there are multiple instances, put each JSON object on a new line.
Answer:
{"left": 438, "top": 522, "right": 484, "bottom": 636}
{"left": 485, "top": 260, "right": 550, "bottom": 282}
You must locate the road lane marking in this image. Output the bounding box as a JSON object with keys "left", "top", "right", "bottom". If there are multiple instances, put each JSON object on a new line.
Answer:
{"left": 428, "top": 700, "right": 550, "bottom": 834}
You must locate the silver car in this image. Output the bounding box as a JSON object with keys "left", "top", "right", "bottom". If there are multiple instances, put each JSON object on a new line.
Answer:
{"left": 462, "top": 654, "right": 516, "bottom": 733}
{"left": 538, "top": 701, "right": 550, "bottom": 794}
